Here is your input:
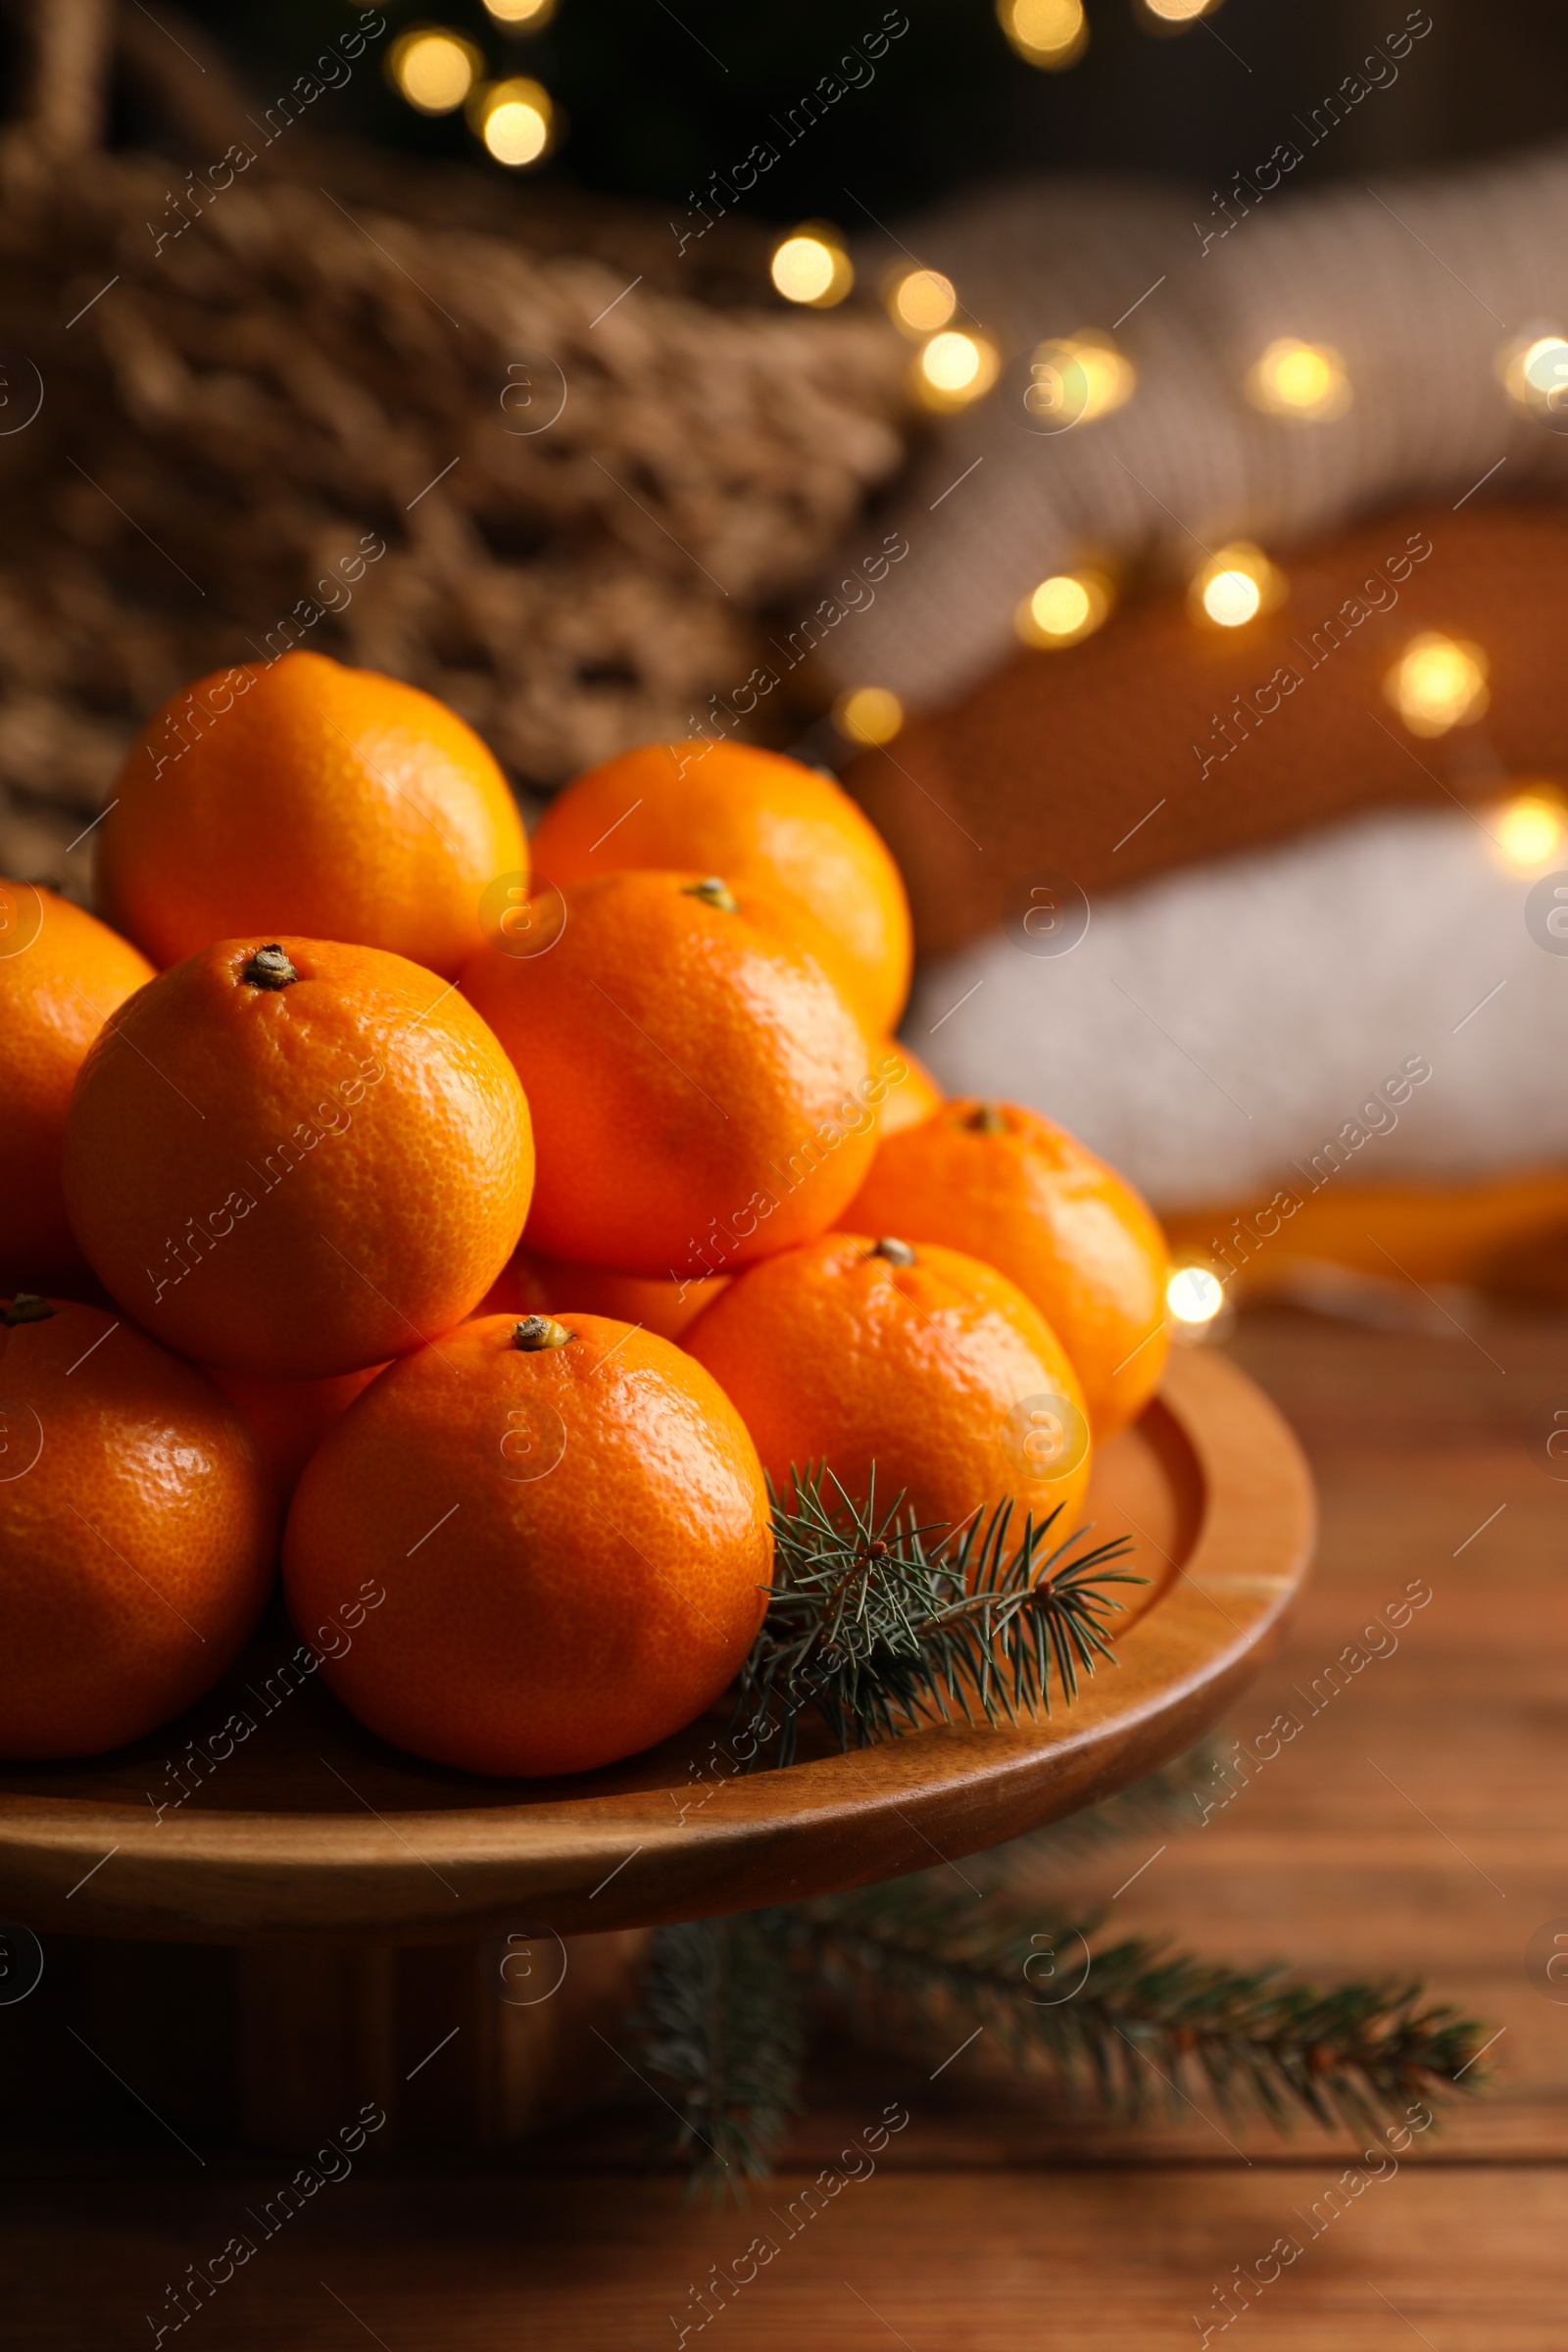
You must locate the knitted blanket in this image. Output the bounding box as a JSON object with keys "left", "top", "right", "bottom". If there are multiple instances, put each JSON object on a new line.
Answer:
{"left": 826, "top": 143, "right": 1568, "bottom": 712}
{"left": 909, "top": 799, "right": 1568, "bottom": 1211}
{"left": 845, "top": 503, "right": 1568, "bottom": 956}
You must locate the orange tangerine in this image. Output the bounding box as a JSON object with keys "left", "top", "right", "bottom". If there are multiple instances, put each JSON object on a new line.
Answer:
{"left": 530, "top": 739, "right": 913, "bottom": 1035}
{"left": 63, "top": 937, "right": 532, "bottom": 1377}
{"left": 283, "top": 1312, "right": 771, "bottom": 1776}
{"left": 684, "top": 1231, "right": 1093, "bottom": 1542}
{"left": 98, "top": 652, "right": 526, "bottom": 979}
{"left": 842, "top": 1100, "right": 1169, "bottom": 1436}
{"left": 462, "top": 871, "right": 876, "bottom": 1282}
{"left": 0, "top": 1297, "right": 275, "bottom": 1758}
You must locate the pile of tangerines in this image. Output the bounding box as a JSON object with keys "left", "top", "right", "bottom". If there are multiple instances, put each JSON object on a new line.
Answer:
{"left": 0, "top": 652, "right": 1169, "bottom": 1779}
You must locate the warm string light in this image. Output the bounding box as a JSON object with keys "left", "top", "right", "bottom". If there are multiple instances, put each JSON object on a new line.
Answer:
{"left": 1245, "top": 337, "right": 1350, "bottom": 422}
{"left": 771, "top": 226, "right": 854, "bottom": 308}
{"left": 998, "top": 0, "right": 1089, "bottom": 70}
{"left": 1066, "top": 331, "right": 1136, "bottom": 419}
{"left": 1023, "top": 332, "right": 1137, "bottom": 431}
{"left": 1190, "top": 543, "right": 1285, "bottom": 628}
{"left": 887, "top": 269, "right": 956, "bottom": 335}
{"left": 913, "top": 328, "right": 1000, "bottom": 410}
{"left": 1143, "top": 0, "right": 1222, "bottom": 21}
{"left": 881, "top": 264, "right": 1001, "bottom": 413}
{"left": 833, "top": 687, "right": 905, "bottom": 746}
{"left": 1498, "top": 330, "right": 1568, "bottom": 426}
{"left": 389, "top": 27, "right": 482, "bottom": 115}
{"left": 1166, "top": 1264, "right": 1225, "bottom": 1329}
{"left": 890, "top": 285, "right": 1131, "bottom": 432}
{"left": 1203, "top": 568, "right": 1260, "bottom": 627}
{"left": 483, "top": 0, "right": 557, "bottom": 23}
{"left": 390, "top": 26, "right": 556, "bottom": 165}
{"left": 1384, "top": 633, "right": 1489, "bottom": 737}
{"left": 1015, "top": 569, "right": 1113, "bottom": 649}
{"left": 474, "top": 75, "right": 554, "bottom": 165}
{"left": 1494, "top": 789, "right": 1566, "bottom": 871}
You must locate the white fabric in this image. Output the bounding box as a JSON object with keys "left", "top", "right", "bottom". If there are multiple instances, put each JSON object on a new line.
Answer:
{"left": 824, "top": 149, "right": 1568, "bottom": 707}
{"left": 908, "top": 806, "right": 1568, "bottom": 1209}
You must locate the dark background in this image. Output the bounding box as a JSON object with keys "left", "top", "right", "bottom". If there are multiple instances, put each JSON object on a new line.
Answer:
{"left": 91, "top": 0, "right": 1568, "bottom": 220}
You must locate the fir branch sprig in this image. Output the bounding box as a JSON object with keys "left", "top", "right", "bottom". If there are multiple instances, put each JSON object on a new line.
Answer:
{"left": 733, "top": 1465, "right": 1144, "bottom": 1768}
{"left": 632, "top": 1757, "right": 1495, "bottom": 2200}
{"left": 797, "top": 1878, "right": 1493, "bottom": 2140}
{"left": 637, "top": 1888, "right": 1494, "bottom": 2200}
{"left": 633, "top": 1911, "right": 805, "bottom": 2199}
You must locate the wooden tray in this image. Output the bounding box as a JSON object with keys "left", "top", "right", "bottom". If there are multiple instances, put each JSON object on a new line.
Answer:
{"left": 0, "top": 1348, "right": 1313, "bottom": 1945}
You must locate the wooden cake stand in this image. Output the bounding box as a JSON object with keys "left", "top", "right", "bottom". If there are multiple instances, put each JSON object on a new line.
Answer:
{"left": 0, "top": 1346, "right": 1313, "bottom": 2145}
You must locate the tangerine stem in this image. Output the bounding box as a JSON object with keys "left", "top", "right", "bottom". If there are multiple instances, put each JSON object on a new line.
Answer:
{"left": 241, "top": 944, "right": 297, "bottom": 991}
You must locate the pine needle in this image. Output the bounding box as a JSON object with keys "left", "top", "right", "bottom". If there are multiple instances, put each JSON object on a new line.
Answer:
{"left": 635, "top": 1474, "right": 1493, "bottom": 2196}
{"left": 733, "top": 1464, "right": 1144, "bottom": 1768}
{"left": 799, "top": 1877, "right": 1494, "bottom": 2138}
{"left": 632, "top": 1759, "right": 1496, "bottom": 2195}
{"left": 634, "top": 1912, "right": 805, "bottom": 2200}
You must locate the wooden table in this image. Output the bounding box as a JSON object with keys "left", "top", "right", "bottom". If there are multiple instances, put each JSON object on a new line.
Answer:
{"left": 4, "top": 1308, "right": 1565, "bottom": 2348}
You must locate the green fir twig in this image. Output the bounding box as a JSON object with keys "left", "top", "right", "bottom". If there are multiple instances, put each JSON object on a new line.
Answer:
{"left": 634, "top": 1759, "right": 1495, "bottom": 2201}
{"left": 633, "top": 1911, "right": 805, "bottom": 2198}
{"left": 733, "top": 1464, "right": 1144, "bottom": 1768}
{"left": 796, "top": 1877, "right": 1491, "bottom": 2139}
{"left": 638, "top": 1467, "right": 1492, "bottom": 2199}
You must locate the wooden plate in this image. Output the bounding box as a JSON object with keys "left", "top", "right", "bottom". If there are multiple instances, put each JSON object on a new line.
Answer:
{"left": 0, "top": 1348, "right": 1313, "bottom": 1944}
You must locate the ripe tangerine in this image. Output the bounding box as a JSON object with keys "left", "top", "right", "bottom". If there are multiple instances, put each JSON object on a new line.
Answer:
{"left": 283, "top": 1311, "right": 771, "bottom": 1776}
{"left": 98, "top": 651, "right": 526, "bottom": 979}
{"left": 0, "top": 1296, "right": 275, "bottom": 1759}
{"left": 63, "top": 937, "right": 532, "bottom": 1378}
{"left": 462, "top": 871, "right": 876, "bottom": 1283}
{"left": 0, "top": 879, "right": 154, "bottom": 1292}
{"left": 841, "top": 1100, "right": 1169, "bottom": 1436}
{"left": 530, "top": 740, "right": 912, "bottom": 1036}
{"left": 684, "top": 1231, "right": 1093, "bottom": 1543}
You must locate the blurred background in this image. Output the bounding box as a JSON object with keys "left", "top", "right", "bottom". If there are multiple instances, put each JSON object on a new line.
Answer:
{"left": 5, "top": 0, "right": 1568, "bottom": 1298}
{"left": 86, "top": 1, "right": 1568, "bottom": 212}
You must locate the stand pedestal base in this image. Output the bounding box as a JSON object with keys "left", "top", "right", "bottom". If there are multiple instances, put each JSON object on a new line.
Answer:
{"left": 235, "top": 1931, "right": 650, "bottom": 2148}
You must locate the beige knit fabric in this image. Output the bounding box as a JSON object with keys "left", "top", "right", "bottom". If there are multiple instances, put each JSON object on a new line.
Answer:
{"left": 821, "top": 147, "right": 1568, "bottom": 706}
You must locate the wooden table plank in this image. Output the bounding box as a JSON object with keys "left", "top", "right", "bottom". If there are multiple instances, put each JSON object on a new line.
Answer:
{"left": 4, "top": 1307, "right": 1567, "bottom": 2346}
{"left": 4, "top": 2168, "right": 1563, "bottom": 2349}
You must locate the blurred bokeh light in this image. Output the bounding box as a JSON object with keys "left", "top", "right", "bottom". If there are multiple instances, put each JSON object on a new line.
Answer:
{"left": 914, "top": 329, "right": 1001, "bottom": 408}
{"left": 1385, "top": 633, "right": 1490, "bottom": 736}
{"left": 834, "top": 687, "right": 906, "bottom": 746}
{"left": 998, "top": 0, "right": 1089, "bottom": 71}
{"left": 888, "top": 269, "right": 957, "bottom": 334}
{"left": 1015, "top": 570, "right": 1113, "bottom": 648}
{"left": 1191, "top": 543, "right": 1284, "bottom": 628}
{"left": 389, "top": 27, "right": 480, "bottom": 117}
{"left": 475, "top": 77, "right": 555, "bottom": 166}
{"left": 1245, "top": 337, "right": 1350, "bottom": 421}
{"left": 771, "top": 228, "right": 854, "bottom": 307}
